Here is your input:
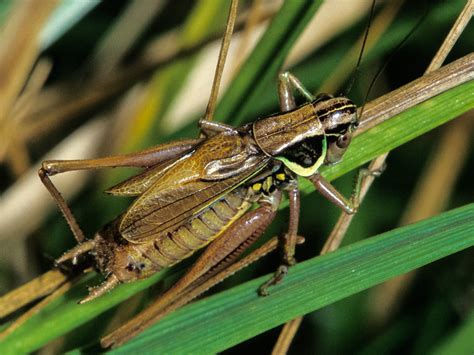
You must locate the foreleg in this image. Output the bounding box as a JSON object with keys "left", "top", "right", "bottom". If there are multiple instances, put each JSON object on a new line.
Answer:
{"left": 310, "top": 165, "right": 385, "bottom": 214}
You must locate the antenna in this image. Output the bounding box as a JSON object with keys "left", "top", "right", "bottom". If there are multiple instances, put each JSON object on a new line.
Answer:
{"left": 344, "top": 0, "right": 377, "bottom": 97}
{"left": 358, "top": 3, "right": 429, "bottom": 121}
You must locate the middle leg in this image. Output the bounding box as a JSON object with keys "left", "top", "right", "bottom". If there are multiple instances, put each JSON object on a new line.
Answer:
{"left": 310, "top": 164, "right": 385, "bottom": 215}
{"left": 259, "top": 185, "right": 300, "bottom": 296}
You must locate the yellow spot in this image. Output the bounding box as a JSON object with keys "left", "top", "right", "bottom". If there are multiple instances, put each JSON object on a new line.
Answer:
{"left": 252, "top": 183, "right": 262, "bottom": 192}
{"left": 276, "top": 173, "right": 286, "bottom": 181}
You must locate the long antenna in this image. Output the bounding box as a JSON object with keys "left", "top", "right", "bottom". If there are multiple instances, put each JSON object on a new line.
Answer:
{"left": 204, "top": 0, "right": 239, "bottom": 122}
{"left": 344, "top": 0, "right": 377, "bottom": 97}
{"left": 359, "top": 3, "right": 429, "bottom": 121}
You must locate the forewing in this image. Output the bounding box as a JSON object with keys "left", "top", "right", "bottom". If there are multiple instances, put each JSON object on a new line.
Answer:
{"left": 105, "top": 156, "right": 187, "bottom": 196}
{"left": 120, "top": 133, "right": 267, "bottom": 243}
{"left": 105, "top": 140, "right": 201, "bottom": 196}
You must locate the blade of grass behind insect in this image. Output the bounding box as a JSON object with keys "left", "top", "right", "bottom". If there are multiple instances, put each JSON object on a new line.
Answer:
{"left": 109, "top": 203, "right": 474, "bottom": 353}
{"left": 230, "top": 0, "right": 468, "bottom": 120}
{"left": 1, "top": 70, "right": 471, "bottom": 355}
{"left": 118, "top": 0, "right": 228, "bottom": 153}
{"left": 95, "top": 0, "right": 229, "bottom": 216}
{"left": 214, "top": 0, "right": 323, "bottom": 126}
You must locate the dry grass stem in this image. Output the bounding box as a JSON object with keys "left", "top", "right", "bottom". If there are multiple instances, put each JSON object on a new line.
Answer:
{"left": 0, "top": 269, "right": 67, "bottom": 318}
{"left": 0, "top": 119, "right": 109, "bottom": 243}
{"left": 426, "top": 0, "right": 473, "bottom": 72}
{"left": 90, "top": 0, "right": 166, "bottom": 79}
{"left": 271, "top": 317, "right": 303, "bottom": 355}
{"left": 0, "top": 0, "right": 57, "bottom": 125}
{"left": 0, "top": 277, "right": 74, "bottom": 340}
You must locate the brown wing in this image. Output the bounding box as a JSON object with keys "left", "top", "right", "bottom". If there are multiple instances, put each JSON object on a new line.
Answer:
{"left": 105, "top": 140, "right": 202, "bottom": 196}
{"left": 105, "top": 156, "right": 188, "bottom": 196}
{"left": 119, "top": 132, "right": 268, "bottom": 243}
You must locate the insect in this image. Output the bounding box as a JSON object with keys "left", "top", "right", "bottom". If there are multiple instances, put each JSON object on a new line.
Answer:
{"left": 41, "top": 86, "right": 360, "bottom": 295}
{"left": 34, "top": 0, "right": 383, "bottom": 348}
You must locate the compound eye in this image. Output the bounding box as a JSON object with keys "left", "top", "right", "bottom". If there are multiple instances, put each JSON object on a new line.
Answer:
{"left": 336, "top": 133, "right": 351, "bottom": 149}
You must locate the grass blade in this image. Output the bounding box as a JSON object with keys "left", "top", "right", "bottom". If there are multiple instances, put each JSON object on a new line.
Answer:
{"left": 112, "top": 203, "right": 474, "bottom": 353}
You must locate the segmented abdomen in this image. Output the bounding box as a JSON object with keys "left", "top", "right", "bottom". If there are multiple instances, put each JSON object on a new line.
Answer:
{"left": 135, "top": 188, "right": 251, "bottom": 269}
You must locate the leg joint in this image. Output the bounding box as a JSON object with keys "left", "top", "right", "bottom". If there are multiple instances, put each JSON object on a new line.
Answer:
{"left": 345, "top": 206, "right": 358, "bottom": 215}
{"left": 278, "top": 71, "right": 290, "bottom": 81}
{"left": 39, "top": 161, "right": 59, "bottom": 176}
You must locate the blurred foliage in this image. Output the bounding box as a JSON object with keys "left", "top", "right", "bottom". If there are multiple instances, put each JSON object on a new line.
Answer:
{"left": 0, "top": 0, "right": 473, "bottom": 353}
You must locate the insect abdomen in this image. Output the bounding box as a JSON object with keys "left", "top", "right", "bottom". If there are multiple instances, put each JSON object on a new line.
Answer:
{"left": 134, "top": 189, "right": 251, "bottom": 270}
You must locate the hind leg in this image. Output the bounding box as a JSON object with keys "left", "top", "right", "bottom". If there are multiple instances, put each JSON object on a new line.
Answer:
{"left": 39, "top": 139, "right": 200, "bottom": 243}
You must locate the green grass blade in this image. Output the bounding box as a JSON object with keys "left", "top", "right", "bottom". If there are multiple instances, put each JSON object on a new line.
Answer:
{"left": 112, "top": 203, "right": 474, "bottom": 353}
{"left": 0, "top": 271, "right": 167, "bottom": 354}
{"left": 234, "top": 0, "right": 467, "bottom": 119}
